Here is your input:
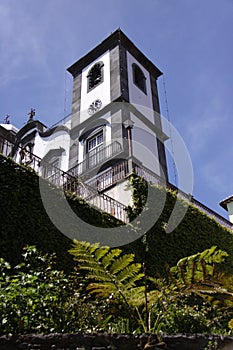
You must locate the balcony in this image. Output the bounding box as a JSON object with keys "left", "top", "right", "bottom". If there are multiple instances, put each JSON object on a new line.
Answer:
{"left": 86, "top": 160, "right": 165, "bottom": 193}
{"left": 69, "top": 141, "right": 122, "bottom": 177}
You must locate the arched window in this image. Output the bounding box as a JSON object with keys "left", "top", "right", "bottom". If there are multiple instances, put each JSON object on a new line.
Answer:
{"left": 132, "top": 63, "right": 147, "bottom": 94}
{"left": 86, "top": 129, "right": 104, "bottom": 168}
{"left": 87, "top": 61, "right": 104, "bottom": 91}
{"left": 87, "top": 131, "right": 104, "bottom": 153}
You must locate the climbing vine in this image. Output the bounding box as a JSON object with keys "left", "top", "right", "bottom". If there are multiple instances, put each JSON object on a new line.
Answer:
{"left": 126, "top": 169, "right": 148, "bottom": 221}
{"left": 1, "top": 154, "right": 233, "bottom": 278}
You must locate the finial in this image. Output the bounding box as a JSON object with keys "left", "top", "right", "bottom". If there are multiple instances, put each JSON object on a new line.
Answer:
{"left": 4, "top": 115, "right": 10, "bottom": 124}
{"left": 27, "top": 108, "right": 35, "bottom": 122}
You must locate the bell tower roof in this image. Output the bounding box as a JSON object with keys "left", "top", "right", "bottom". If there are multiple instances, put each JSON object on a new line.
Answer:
{"left": 67, "top": 28, "right": 162, "bottom": 79}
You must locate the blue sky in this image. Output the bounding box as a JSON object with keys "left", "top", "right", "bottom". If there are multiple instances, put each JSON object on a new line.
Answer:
{"left": 0, "top": 0, "right": 233, "bottom": 219}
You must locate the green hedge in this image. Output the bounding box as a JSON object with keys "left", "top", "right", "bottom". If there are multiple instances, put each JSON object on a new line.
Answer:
{"left": 1, "top": 154, "right": 233, "bottom": 276}
{"left": 123, "top": 185, "right": 233, "bottom": 276}
{"left": 0, "top": 155, "right": 120, "bottom": 272}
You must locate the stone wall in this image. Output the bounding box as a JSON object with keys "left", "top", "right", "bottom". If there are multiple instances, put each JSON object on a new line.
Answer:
{"left": 1, "top": 333, "right": 233, "bottom": 350}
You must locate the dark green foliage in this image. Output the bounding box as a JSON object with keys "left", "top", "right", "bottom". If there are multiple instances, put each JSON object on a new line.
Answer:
{"left": 148, "top": 247, "right": 233, "bottom": 314}
{"left": 0, "top": 156, "right": 74, "bottom": 271}
{"left": 0, "top": 246, "right": 110, "bottom": 335}
{"left": 123, "top": 183, "right": 233, "bottom": 277}
{"left": 1, "top": 242, "right": 233, "bottom": 335}
{"left": 69, "top": 240, "right": 143, "bottom": 299}
{"left": 155, "top": 297, "right": 231, "bottom": 334}
{"left": 1, "top": 154, "right": 233, "bottom": 278}
{"left": 69, "top": 240, "right": 146, "bottom": 331}
{"left": 0, "top": 155, "right": 121, "bottom": 272}
{"left": 148, "top": 244, "right": 233, "bottom": 334}
{"left": 2, "top": 156, "right": 233, "bottom": 335}
{"left": 69, "top": 241, "right": 233, "bottom": 334}
{"left": 126, "top": 170, "right": 148, "bottom": 220}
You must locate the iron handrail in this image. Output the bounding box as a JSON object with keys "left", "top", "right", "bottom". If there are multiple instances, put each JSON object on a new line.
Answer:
{"left": 69, "top": 141, "right": 122, "bottom": 177}
{"left": 0, "top": 137, "right": 128, "bottom": 223}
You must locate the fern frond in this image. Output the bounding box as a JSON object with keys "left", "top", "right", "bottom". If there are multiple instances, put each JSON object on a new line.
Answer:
{"left": 69, "top": 240, "right": 144, "bottom": 310}
{"left": 83, "top": 271, "right": 111, "bottom": 281}
{"left": 102, "top": 249, "right": 122, "bottom": 268}
{"left": 94, "top": 246, "right": 109, "bottom": 260}
{"left": 70, "top": 240, "right": 100, "bottom": 255}
{"left": 110, "top": 254, "right": 135, "bottom": 275}
{"left": 87, "top": 283, "right": 114, "bottom": 297}
{"left": 127, "top": 286, "right": 146, "bottom": 306}
{"left": 124, "top": 273, "right": 144, "bottom": 290}
{"left": 117, "top": 263, "right": 142, "bottom": 283}
{"left": 169, "top": 246, "right": 229, "bottom": 289}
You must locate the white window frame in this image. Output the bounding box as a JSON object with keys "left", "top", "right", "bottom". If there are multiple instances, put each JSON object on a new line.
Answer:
{"left": 87, "top": 130, "right": 104, "bottom": 168}
{"left": 87, "top": 131, "right": 104, "bottom": 152}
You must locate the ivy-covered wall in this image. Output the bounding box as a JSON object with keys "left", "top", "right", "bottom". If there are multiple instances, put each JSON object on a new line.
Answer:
{"left": 124, "top": 183, "right": 233, "bottom": 276}
{"left": 1, "top": 153, "right": 233, "bottom": 276}
{"left": 0, "top": 155, "right": 120, "bottom": 272}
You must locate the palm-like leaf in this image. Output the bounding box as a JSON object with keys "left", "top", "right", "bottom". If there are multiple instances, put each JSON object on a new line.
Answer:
{"left": 69, "top": 242, "right": 233, "bottom": 333}
{"left": 169, "top": 246, "right": 228, "bottom": 287}
{"left": 69, "top": 240, "right": 144, "bottom": 307}
{"left": 149, "top": 246, "right": 233, "bottom": 308}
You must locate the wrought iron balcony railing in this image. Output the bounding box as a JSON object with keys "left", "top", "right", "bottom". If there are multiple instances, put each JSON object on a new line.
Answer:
{"left": 0, "top": 137, "right": 128, "bottom": 223}
{"left": 0, "top": 136, "right": 232, "bottom": 229}
{"left": 68, "top": 140, "right": 122, "bottom": 177}
{"left": 83, "top": 158, "right": 233, "bottom": 229}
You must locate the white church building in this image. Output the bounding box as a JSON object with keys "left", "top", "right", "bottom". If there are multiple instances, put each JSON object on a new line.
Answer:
{"left": 0, "top": 29, "right": 232, "bottom": 227}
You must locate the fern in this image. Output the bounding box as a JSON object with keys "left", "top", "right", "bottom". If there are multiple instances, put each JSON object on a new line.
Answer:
{"left": 69, "top": 240, "right": 144, "bottom": 308}
{"left": 170, "top": 246, "right": 228, "bottom": 287}
{"left": 150, "top": 246, "right": 233, "bottom": 308}
{"left": 69, "top": 242, "right": 233, "bottom": 333}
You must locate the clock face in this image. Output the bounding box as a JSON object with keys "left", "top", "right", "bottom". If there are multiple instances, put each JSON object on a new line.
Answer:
{"left": 88, "top": 99, "right": 102, "bottom": 115}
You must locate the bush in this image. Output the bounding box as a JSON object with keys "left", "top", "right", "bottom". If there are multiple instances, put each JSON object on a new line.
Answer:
{"left": 0, "top": 246, "right": 110, "bottom": 335}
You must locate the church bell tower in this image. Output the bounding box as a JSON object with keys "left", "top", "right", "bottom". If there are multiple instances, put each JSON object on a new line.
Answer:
{"left": 67, "top": 29, "right": 168, "bottom": 207}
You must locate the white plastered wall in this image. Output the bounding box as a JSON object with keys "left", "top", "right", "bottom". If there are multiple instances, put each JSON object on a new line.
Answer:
{"left": 33, "top": 128, "right": 71, "bottom": 172}
{"left": 0, "top": 123, "right": 19, "bottom": 133}
{"left": 80, "top": 51, "right": 111, "bottom": 124}
{"left": 226, "top": 202, "right": 233, "bottom": 223}
{"left": 78, "top": 112, "right": 111, "bottom": 164}
{"left": 131, "top": 114, "right": 160, "bottom": 176}
{"left": 104, "top": 179, "right": 133, "bottom": 207}
{"left": 127, "top": 52, "right": 154, "bottom": 123}
{"left": 105, "top": 113, "right": 112, "bottom": 144}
